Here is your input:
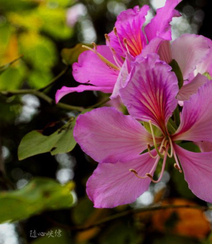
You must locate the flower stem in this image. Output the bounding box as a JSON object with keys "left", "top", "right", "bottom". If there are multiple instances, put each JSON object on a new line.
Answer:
{"left": 0, "top": 90, "right": 84, "bottom": 112}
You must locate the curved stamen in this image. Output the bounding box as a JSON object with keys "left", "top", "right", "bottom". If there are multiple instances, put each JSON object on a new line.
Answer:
{"left": 147, "top": 146, "right": 168, "bottom": 183}
{"left": 82, "top": 43, "right": 120, "bottom": 71}
{"left": 149, "top": 120, "right": 164, "bottom": 158}
{"left": 173, "top": 151, "right": 182, "bottom": 173}
{"left": 167, "top": 136, "right": 174, "bottom": 158}
{"left": 92, "top": 42, "right": 97, "bottom": 50}
{"left": 129, "top": 155, "right": 160, "bottom": 179}
{"left": 129, "top": 169, "right": 147, "bottom": 179}
{"left": 147, "top": 144, "right": 158, "bottom": 158}
{"left": 105, "top": 33, "right": 110, "bottom": 42}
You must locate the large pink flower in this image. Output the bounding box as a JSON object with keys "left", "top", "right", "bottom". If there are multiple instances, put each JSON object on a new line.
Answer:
{"left": 74, "top": 54, "right": 212, "bottom": 208}
{"left": 56, "top": 0, "right": 181, "bottom": 103}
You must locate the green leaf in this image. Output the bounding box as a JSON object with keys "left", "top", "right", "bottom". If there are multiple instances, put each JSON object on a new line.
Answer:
{"left": 0, "top": 64, "right": 27, "bottom": 90}
{"left": 18, "top": 118, "right": 76, "bottom": 160}
{"left": 38, "top": 6, "right": 73, "bottom": 39}
{"left": 19, "top": 32, "right": 57, "bottom": 71}
{"left": 61, "top": 44, "right": 91, "bottom": 65}
{"left": 203, "top": 72, "right": 212, "bottom": 80}
{"left": 0, "top": 56, "right": 23, "bottom": 76}
{"left": 179, "top": 142, "right": 200, "bottom": 153}
{"left": 0, "top": 178, "right": 75, "bottom": 223}
{"left": 142, "top": 121, "right": 162, "bottom": 137}
{"left": 28, "top": 70, "right": 53, "bottom": 89}
{"left": 169, "top": 59, "right": 184, "bottom": 89}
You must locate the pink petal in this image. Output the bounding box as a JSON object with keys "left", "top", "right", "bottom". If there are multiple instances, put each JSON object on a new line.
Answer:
{"left": 173, "top": 80, "right": 212, "bottom": 142}
{"left": 108, "top": 5, "right": 149, "bottom": 57}
{"left": 72, "top": 45, "right": 120, "bottom": 87}
{"left": 73, "top": 107, "right": 151, "bottom": 163}
{"left": 55, "top": 85, "right": 113, "bottom": 103}
{"left": 120, "top": 54, "right": 178, "bottom": 130}
{"left": 140, "top": 37, "right": 164, "bottom": 58}
{"left": 110, "top": 55, "right": 133, "bottom": 99}
{"left": 86, "top": 152, "right": 156, "bottom": 208}
{"left": 195, "top": 141, "right": 212, "bottom": 152}
{"left": 158, "top": 40, "right": 172, "bottom": 64}
{"left": 177, "top": 73, "right": 209, "bottom": 101}
{"left": 145, "top": 0, "right": 181, "bottom": 41}
{"left": 175, "top": 145, "right": 212, "bottom": 203}
{"left": 196, "top": 38, "right": 212, "bottom": 76}
{"left": 171, "top": 34, "right": 210, "bottom": 80}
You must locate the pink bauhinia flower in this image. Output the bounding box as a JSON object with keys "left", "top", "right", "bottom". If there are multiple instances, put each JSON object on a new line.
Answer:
{"left": 74, "top": 54, "right": 212, "bottom": 208}
{"left": 55, "top": 0, "right": 181, "bottom": 103}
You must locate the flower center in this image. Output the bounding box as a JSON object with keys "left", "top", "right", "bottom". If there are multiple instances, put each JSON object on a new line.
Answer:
{"left": 129, "top": 120, "right": 182, "bottom": 183}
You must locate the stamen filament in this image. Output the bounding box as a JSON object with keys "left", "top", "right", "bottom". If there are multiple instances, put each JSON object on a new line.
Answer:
{"left": 111, "top": 48, "right": 122, "bottom": 68}
{"left": 159, "top": 138, "right": 166, "bottom": 153}
{"left": 149, "top": 120, "right": 164, "bottom": 158}
{"left": 104, "top": 33, "right": 110, "bottom": 42}
{"left": 81, "top": 44, "right": 120, "bottom": 71}
{"left": 92, "top": 42, "right": 97, "bottom": 50}
{"left": 105, "top": 34, "right": 122, "bottom": 68}
{"left": 129, "top": 169, "right": 147, "bottom": 179}
{"left": 129, "top": 155, "right": 160, "bottom": 181}
{"left": 147, "top": 147, "right": 168, "bottom": 183}
{"left": 147, "top": 144, "right": 158, "bottom": 158}
{"left": 173, "top": 151, "right": 182, "bottom": 173}
{"left": 167, "top": 137, "right": 174, "bottom": 158}
{"left": 113, "top": 27, "right": 126, "bottom": 55}
{"left": 149, "top": 156, "right": 161, "bottom": 175}
{"left": 123, "top": 38, "right": 130, "bottom": 54}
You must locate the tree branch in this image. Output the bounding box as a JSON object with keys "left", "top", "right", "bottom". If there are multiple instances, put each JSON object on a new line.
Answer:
{"left": 0, "top": 90, "right": 84, "bottom": 112}
{"left": 47, "top": 204, "right": 211, "bottom": 232}
{"left": 38, "top": 66, "right": 69, "bottom": 92}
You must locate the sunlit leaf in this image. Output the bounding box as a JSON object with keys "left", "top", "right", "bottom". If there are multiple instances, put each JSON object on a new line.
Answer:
{"left": 43, "top": 0, "right": 72, "bottom": 7}
{"left": 0, "top": 64, "right": 27, "bottom": 90}
{"left": 28, "top": 70, "right": 53, "bottom": 89}
{"left": 0, "top": 0, "right": 35, "bottom": 11}
{"left": 61, "top": 44, "right": 90, "bottom": 65}
{"left": 152, "top": 199, "right": 211, "bottom": 239}
{"left": 0, "top": 24, "right": 13, "bottom": 58}
{"left": 18, "top": 118, "right": 76, "bottom": 160}
{"left": 8, "top": 12, "right": 42, "bottom": 32}
{"left": 0, "top": 56, "right": 23, "bottom": 76}
{"left": 38, "top": 6, "right": 73, "bottom": 39}
{"left": 0, "top": 178, "right": 75, "bottom": 223}
{"left": 19, "top": 32, "right": 57, "bottom": 71}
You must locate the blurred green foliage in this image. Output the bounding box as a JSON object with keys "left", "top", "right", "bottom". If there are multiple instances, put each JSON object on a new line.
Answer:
{"left": 0, "top": 178, "right": 74, "bottom": 223}
{"left": 0, "top": 0, "right": 73, "bottom": 89}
